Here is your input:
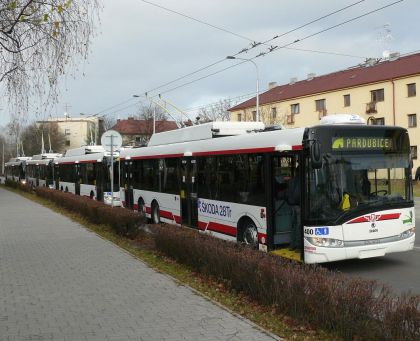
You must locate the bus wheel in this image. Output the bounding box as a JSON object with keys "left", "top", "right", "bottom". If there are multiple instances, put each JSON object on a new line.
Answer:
{"left": 90, "top": 191, "right": 94, "bottom": 199}
{"left": 138, "top": 198, "right": 146, "bottom": 217}
{"left": 151, "top": 201, "right": 160, "bottom": 224}
{"left": 240, "top": 219, "right": 258, "bottom": 249}
{"left": 65, "top": 187, "right": 68, "bottom": 193}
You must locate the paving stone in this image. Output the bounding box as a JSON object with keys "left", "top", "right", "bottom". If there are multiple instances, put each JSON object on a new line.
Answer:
{"left": 0, "top": 188, "right": 277, "bottom": 341}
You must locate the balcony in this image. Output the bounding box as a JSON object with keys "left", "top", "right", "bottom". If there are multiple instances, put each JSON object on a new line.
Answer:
{"left": 317, "top": 109, "right": 327, "bottom": 119}
{"left": 366, "top": 102, "right": 377, "bottom": 114}
{"left": 286, "top": 114, "right": 295, "bottom": 125}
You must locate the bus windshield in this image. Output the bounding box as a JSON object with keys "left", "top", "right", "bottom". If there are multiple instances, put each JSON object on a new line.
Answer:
{"left": 307, "top": 152, "right": 411, "bottom": 224}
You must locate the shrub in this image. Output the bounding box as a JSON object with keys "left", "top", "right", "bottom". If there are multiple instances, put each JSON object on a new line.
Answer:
{"left": 34, "top": 187, "right": 144, "bottom": 237}
{"left": 153, "top": 224, "right": 420, "bottom": 340}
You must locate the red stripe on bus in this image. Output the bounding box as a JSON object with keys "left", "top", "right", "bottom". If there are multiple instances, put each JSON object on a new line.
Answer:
{"left": 193, "top": 147, "right": 275, "bottom": 157}
{"left": 198, "top": 221, "right": 237, "bottom": 237}
{"left": 120, "top": 145, "right": 303, "bottom": 161}
{"left": 160, "top": 209, "right": 174, "bottom": 220}
{"left": 258, "top": 232, "right": 267, "bottom": 243}
{"left": 347, "top": 213, "right": 401, "bottom": 224}
{"left": 130, "top": 153, "right": 184, "bottom": 161}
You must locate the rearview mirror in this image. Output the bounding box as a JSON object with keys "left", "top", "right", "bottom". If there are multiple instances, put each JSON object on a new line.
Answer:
{"left": 310, "top": 141, "right": 322, "bottom": 169}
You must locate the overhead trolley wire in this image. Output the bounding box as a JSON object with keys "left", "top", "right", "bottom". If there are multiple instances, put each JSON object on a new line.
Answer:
{"left": 156, "top": 0, "right": 404, "bottom": 96}
{"left": 143, "top": 0, "right": 368, "bottom": 96}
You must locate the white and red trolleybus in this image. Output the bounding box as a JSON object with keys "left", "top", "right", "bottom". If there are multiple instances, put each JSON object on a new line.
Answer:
{"left": 119, "top": 115, "right": 415, "bottom": 263}
{"left": 54, "top": 145, "right": 118, "bottom": 201}
{"left": 25, "top": 153, "right": 61, "bottom": 188}
{"left": 4, "top": 156, "right": 32, "bottom": 183}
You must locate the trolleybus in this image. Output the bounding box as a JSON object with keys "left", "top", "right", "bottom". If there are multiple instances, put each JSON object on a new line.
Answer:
{"left": 54, "top": 145, "right": 119, "bottom": 201}
{"left": 119, "top": 115, "right": 415, "bottom": 263}
{"left": 26, "top": 153, "right": 61, "bottom": 188}
{"left": 4, "top": 157, "right": 32, "bottom": 184}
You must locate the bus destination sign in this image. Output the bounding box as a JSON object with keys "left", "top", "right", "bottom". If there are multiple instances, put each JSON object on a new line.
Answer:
{"left": 332, "top": 137, "right": 393, "bottom": 151}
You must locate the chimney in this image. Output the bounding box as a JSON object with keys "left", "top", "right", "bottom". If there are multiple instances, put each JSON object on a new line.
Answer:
{"left": 268, "top": 81, "right": 277, "bottom": 90}
{"left": 128, "top": 116, "right": 134, "bottom": 120}
{"left": 289, "top": 77, "right": 298, "bottom": 85}
{"left": 307, "top": 73, "right": 316, "bottom": 81}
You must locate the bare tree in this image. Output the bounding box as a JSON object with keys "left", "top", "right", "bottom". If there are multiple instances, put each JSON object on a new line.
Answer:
{"left": 102, "top": 115, "right": 116, "bottom": 131}
{"left": 197, "top": 98, "right": 233, "bottom": 123}
{"left": 0, "top": 0, "right": 102, "bottom": 117}
{"left": 20, "top": 122, "right": 66, "bottom": 155}
{"left": 137, "top": 103, "right": 168, "bottom": 122}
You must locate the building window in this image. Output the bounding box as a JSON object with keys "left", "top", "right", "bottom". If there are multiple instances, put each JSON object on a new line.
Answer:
{"left": 271, "top": 107, "right": 277, "bottom": 120}
{"left": 343, "top": 94, "right": 351, "bottom": 107}
{"left": 407, "top": 83, "right": 416, "bottom": 97}
{"left": 252, "top": 111, "right": 257, "bottom": 121}
{"left": 374, "top": 117, "right": 385, "bottom": 125}
{"left": 411, "top": 146, "right": 417, "bottom": 160}
{"left": 237, "top": 113, "right": 242, "bottom": 122}
{"left": 64, "top": 128, "right": 70, "bottom": 135}
{"left": 371, "top": 88, "right": 384, "bottom": 102}
{"left": 408, "top": 114, "right": 417, "bottom": 128}
{"left": 65, "top": 140, "right": 70, "bottom": 146}
{"left": 315, "top": 99, "right": 326, "bottom": 111}
{"left": 290, "top": 103, "right": 300, "bottom": 114}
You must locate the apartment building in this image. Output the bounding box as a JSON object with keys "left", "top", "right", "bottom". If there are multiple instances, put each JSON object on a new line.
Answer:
{"left": 229, "top": 52, "right": 420, "bottom": 171}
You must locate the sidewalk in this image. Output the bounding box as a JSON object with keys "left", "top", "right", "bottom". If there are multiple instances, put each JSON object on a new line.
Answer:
{"left": 0, "top": 188, "right": 276, "bottom": 341}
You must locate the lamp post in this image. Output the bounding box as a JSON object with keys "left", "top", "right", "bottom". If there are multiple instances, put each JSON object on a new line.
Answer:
{"left": 226, "top": 56, "right": 260, "bottom": 122}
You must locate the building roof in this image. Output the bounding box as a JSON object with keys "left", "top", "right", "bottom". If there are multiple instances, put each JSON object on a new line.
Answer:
{"left": 111, "top": 118, "right": 178, "bottom": 135}
{"left": 229, "top": 52, "right": 420, "bottom": 111}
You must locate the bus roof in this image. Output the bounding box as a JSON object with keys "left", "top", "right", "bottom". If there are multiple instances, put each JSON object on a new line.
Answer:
{"left": 121, "top": 126, "right": 306, "bottom": 160}
{"left": 148, "top": 121, "right": 265, "bottom": 147}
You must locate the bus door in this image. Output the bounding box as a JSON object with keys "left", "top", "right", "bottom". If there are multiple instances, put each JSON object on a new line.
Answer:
{"left": 271, "top": 154, "right": 300, "bottom": 247}
{"left": 180, "top": 158, "right": 198, "bottom": 228}
{"left": 75, "top": 164, "right": 81, "bottom": 195}
{"left": 123, "top": 160, "right": 134, "bottom": 209}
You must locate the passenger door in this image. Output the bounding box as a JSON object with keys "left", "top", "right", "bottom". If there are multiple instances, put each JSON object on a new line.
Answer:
{"left": 271, "top": 154, "right": 299, "bottom": 245}
{"left": 180, "top": 158, "right": 198, "bottom": 228}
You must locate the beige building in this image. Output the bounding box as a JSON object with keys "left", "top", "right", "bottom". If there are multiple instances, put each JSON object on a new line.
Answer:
{"left": 37, "top": 116, "right": 104, "bottom": 151}
{"left": 229, "top": 52, "right": 420, "bottom": 172}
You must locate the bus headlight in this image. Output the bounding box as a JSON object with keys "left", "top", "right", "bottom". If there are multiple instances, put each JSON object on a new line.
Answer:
{"left": 20, "top": 180, "right": 27, "bottom": 185}
{"left": 399, "top": 227, "right": 415, "bottom": 240}
{"left": 306, "top": 237, "right": 344, "bottom": 248}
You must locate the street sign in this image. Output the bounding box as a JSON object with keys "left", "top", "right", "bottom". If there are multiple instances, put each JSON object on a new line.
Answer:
{"left": 100, "top": 130, "right": 122, "bottom": 207}
{"left": 101, "top": 130, "right": 122, "bottom": 152}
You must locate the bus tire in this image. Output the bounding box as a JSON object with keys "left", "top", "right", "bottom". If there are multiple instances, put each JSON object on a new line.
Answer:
{"left": 238, "top": 218, "right": 258, "bottom": 249}
{"left": 138, "top": 198, "right": 146, "bottom": 217}
{"left": 65, "top": 187, "right": 68, "bottom": 193}
{"left": 90, "top": 191, "right": 94, "bottom": 199}
{"left": 151, "top": 201, "right": 160, "bottom": 224}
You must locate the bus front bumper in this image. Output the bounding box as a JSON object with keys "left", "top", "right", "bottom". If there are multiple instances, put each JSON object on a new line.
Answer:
{"left": 303, "top": 234, "right": 415, "bottom": 264}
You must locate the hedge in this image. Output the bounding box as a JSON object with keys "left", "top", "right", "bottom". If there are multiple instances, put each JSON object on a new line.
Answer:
{"left": 34, "top": 187, "right": 143, "bottom": 238}
{"left": 153, "top": 225, "right": 420, "bottom": 340}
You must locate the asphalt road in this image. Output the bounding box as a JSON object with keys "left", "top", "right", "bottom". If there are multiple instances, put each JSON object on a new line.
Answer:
{"left": 324, "top": 199, "right": 420, "bottom": 294}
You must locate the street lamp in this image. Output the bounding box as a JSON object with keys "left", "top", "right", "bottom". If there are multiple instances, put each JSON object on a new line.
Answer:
{"left": 226, "top": 56, "right": 260, "bottom": 122}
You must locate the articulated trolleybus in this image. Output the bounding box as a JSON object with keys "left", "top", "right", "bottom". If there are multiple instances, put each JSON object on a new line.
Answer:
{"left": 120, "top": 115, "right": 415, "bottom": 263}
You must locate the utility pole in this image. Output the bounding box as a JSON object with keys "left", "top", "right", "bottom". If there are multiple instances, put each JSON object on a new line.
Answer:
{"left": 2, "top": 142, "right": 4, "bottom": 175}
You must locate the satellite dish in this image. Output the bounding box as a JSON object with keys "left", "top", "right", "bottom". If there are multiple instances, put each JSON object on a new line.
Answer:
{"left": 101, "top": 130, "right": 122, "bottom": 152}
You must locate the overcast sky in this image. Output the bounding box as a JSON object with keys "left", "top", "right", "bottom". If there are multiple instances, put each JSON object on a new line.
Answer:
{"left": 1, "top": 0, "right": 419, "bottom": 126}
